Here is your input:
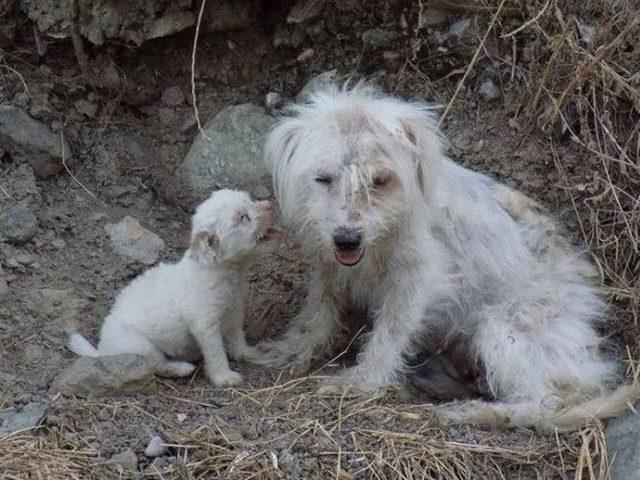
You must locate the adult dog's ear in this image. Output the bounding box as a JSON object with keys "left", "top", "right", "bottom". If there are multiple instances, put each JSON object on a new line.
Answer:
{"left": 189, "top": 231, "right": 220, "bottom": 265}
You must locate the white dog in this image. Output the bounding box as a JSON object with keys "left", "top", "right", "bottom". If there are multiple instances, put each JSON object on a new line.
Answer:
{"left": 68, "top": 189, "right": 280, "bottom": 386}
{"left": 255, "top": 84, "right": 638, "bottom": 430}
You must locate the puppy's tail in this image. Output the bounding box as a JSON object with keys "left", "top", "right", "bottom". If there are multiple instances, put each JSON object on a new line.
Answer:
{"left": 436, "top": 383, "right": 640, "bottom": 432}
{"left": 67, "top": 332, "right": 99, "bottom": 357}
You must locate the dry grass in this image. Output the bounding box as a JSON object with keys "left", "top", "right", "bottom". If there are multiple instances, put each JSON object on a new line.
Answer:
{"left": 491, "top": 0, "right": 640, "bottom": 353}
{"left": 0, "top": 381, "right": 612, "bottom": 479}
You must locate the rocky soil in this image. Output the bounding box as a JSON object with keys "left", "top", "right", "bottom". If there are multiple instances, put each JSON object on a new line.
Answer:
{"left": 1, "top": 1, "right": 637, "bottom": 478}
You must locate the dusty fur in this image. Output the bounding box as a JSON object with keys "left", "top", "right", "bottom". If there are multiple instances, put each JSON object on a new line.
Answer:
{"left": 255, "top": 83, "right": 638, "bottom": 430}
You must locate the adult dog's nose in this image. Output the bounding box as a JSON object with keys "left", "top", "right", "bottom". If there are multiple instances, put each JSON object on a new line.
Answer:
{"left": 333, "top": 228, "right": 362, "bottom": 251}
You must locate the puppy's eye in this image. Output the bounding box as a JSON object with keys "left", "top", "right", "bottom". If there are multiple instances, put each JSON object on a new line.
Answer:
{"left": 314, "top": 175, "right": 333, "bottom": 186}
{"left": 238, "top": 212, "right": 251, "bottom": 224}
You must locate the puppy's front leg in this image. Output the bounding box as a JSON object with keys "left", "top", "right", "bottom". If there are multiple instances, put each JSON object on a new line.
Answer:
{"left": 319, "top": 279, "right": 426, "bottom": 394}
{"left": 191, "top": 314, "right": 242, "bottom": 387}
{"left": 254, "top": 271, "right": 340, "bottom": 373}
{"left": 225, "top": 302, "right": 260, "bottom": 362}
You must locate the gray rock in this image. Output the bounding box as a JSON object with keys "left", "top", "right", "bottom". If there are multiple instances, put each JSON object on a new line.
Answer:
{"left": 449, "top": 18, "right": 472, "bottom": 38}
{"left": 478, "top": 79, "right": 500, "bottom": 101}
{"left": 361, "top": 28, "right": 399, "bottom": 49}
{"left": 0, "top": 204, "right": 39, "bottom": 244}
{"left": 179, "top": 104, "right": 274, "bottom": 195}
{"left": 296, "top": 70, "right": 338, "bottom": 103}
{"left": 105, "top": 216, "right": 165, "bottom": 265}
{"left": 0, "top": 402, "right": 49, "bottom": 437}
{"left": 51, "top": 354, "right": 156, "bottom": 397}
{"left": 144, "top": 435, "right": 167, "bottom": 457}
{"left": 109, "top": 448, "right": 138, "bottom": 471}
{"left": 0, "top": 105, "right": 72, "bottom": 178}
{"left": 606, "top": 409, "right": 640, "bottom": 479}
{"left": 16, "top": 251, "right": 40, "bottom": 266}
{"left": 265, "top": 92, "right": 283, "bottom": 109}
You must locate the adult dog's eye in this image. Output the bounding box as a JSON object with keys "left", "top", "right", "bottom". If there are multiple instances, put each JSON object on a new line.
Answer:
{"left": 238, "top": 212, "right": 251, "bottom": 224}
{"left": 314, "top": 175, "right": 333, "bottom": 186}
{"left": 373, "top": 175, "right": 390, "bottom": 188}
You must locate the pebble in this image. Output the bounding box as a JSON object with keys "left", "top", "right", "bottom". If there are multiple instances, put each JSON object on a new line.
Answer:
{"left": 479, "top": 79, "right": 501, "bottom": 101}
{"left": 0, "top": 204, "right": 39, "bottom": 244}
{"left": 144, "top": 435, "right": 167, "bottom": 457}
{"left": 297, "top": 48, "right": 315, "bottom": 62}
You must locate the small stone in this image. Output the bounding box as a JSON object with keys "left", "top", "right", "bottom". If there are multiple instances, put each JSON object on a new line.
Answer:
{"left": 161, "top": 86, "right": 185, "bottom": 107}
{"left": 297, "top": 48, "right": 315, "bottom": 62}
{"left": 449, "top": 18, "right": 472, "bottom": 38}
{"left": 0, "top": 204, "right": 39, "bottom": 244}
{"left": 478, "top": 79, "right": 500, "bottom": 101}
{"left": 109, "top": 448, "right": 138, "bottom": 471}
{"left": 226, "top": 39, "right": 237, "bottom": 50}
{"left": 0, "top": 402, "right": 49, "bottom": 437}
{"left": 265, "top": 92, "right": 283, "bottom": 109}
{"left": 606, "top": 409, "right": 640, "bottom": 479}
{"left": 144, "top": 435, "right": 167, "bottom": 457}
{"left": 361, "top": 28, "right": 399, "bottom": 49}
{"left": 578, "top": 22, "right": 596, "bottom": 44}
{"left": 51, "top": 354, "right": 156, "bottom": 397}
{"left": 176, "top": 413, "right": 187, "bottom": 423}
{"left": 105, "top": 216, "right": 165, "bottom": 265}
{"left": 296, "top": 70, "right": 338, "bottom": 103}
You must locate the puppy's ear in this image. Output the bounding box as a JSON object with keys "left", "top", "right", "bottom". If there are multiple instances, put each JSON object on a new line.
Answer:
{"left": 189, "top": 231, "right": 220, "bottom": 264}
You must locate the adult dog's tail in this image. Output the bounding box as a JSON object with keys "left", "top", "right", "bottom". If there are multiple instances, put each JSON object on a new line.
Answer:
{"left": 436, "top": 383, "right": 640, "bottom": 432}
{"left": 67, "top": 332, "right": 99, "bottom": 357}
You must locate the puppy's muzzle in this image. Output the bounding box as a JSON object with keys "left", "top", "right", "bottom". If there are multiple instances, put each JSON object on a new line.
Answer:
{"left": 333, "top": 228, "right": 364, "bottom": 266}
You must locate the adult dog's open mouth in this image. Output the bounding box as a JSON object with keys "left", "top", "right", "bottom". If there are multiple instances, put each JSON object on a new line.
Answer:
{"left": 334, "top": 248, "right": 364, "bottom": 266}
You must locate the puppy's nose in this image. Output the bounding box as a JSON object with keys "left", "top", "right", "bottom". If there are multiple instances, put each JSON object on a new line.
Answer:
{"left": 333, "top": 229, "right": 362, "bottom": 251}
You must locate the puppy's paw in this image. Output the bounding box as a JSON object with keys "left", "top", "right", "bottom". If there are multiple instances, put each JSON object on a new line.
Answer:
{"left": 210, "top": 370, "right": 243, "bottom": 387}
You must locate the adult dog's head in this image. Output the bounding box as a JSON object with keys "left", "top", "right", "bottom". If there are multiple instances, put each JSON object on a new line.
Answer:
{"left": 265, "top": 84, "right": 443, "bottom": 267}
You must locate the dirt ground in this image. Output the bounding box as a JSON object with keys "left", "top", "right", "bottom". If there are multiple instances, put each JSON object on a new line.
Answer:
{"left": 0, "top": 2, "right": 634, "bottom": 478}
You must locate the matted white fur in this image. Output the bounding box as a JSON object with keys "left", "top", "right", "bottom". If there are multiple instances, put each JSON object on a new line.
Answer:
{"left": 255, "top": 84, "right": 638, "bottom": 430}
{"left": 68, "top": 189, "right": 279, "bottom": 387}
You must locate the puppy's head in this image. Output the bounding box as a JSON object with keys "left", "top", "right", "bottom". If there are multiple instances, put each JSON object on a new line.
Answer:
{"left": 265, "top": 84, "right": 444, "bottom": 267}
{"left": 189, "top": 189, "right": 281, "bottom": 266}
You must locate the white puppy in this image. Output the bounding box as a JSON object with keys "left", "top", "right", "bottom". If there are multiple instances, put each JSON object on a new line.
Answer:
{"left": 255, "top": 84, "right": 638, "bottom": 430}
{"left": 68, "top": 189, "right": 280, "bottom": 386}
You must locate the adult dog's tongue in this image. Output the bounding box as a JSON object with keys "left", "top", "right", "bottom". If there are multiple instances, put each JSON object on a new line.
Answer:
{"left": 335, "top": 249, "right": 363, "bottom": 266}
